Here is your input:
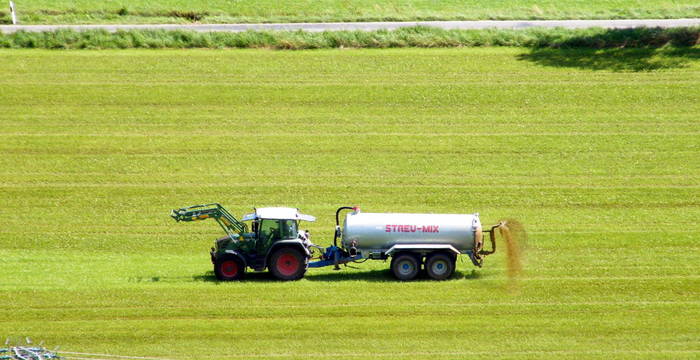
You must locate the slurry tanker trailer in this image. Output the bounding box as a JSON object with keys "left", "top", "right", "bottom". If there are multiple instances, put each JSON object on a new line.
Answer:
{"left": 170, "top": 204, "right": 508, "bottom": 281}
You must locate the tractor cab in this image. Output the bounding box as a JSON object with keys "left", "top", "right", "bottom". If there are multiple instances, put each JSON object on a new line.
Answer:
{"left": 241, "top": 207, "right": 316, "bottom": 247}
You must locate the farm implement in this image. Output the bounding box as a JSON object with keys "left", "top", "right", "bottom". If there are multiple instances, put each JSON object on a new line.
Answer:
{"left": 171, "top": 203, "right": 519, "bottom": 281}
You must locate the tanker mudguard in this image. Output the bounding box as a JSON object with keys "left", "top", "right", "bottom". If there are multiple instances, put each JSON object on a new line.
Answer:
{"left": 384, "top": 244, "right": 460, "bottom": 256}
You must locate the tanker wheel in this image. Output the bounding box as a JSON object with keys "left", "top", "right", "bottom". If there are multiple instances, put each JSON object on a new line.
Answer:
{"left": 391, "top": 253, "right": 420, "bottom": 281}
{"left": 269, "top": 247, "right": 307, "bottom": 281}
{"left": 214, "top": 255, "right": 245, "bottom": 281}
{"left": 425, "top": 253, "right": 456, "bottom": 280}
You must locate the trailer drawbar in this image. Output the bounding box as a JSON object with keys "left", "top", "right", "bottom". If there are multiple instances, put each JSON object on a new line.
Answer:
{"left": 170, "top": 204, "right": 520, "bottom": 281}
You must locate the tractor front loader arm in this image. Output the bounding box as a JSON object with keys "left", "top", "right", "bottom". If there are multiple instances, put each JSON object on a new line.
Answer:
{"left": 171, "top": 203, "right": 246, "bottom": 239}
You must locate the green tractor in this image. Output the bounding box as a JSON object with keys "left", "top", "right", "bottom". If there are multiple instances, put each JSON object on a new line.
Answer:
{"left": 171, "top": 204, "right": 317, "bottom": 281}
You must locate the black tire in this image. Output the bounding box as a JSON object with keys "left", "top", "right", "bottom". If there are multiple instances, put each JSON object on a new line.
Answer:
{"left": 269, "top": 247, "right": 307, "bottom": 281}
{"left": 390, "top": 253, "right": 420, "bottom": 281}
{"left": 214, "top": 255, "right": 245, "bottom": 281}
{"left": 425, "top": 252, "right": 456, "bottom": 280}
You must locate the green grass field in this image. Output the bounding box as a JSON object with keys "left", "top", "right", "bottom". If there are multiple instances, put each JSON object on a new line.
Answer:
{"left": 1, "top": 48, "right": 699, "bottom": 359}
{"left": 5, "top": 0, "right": 700, "bottom": 24}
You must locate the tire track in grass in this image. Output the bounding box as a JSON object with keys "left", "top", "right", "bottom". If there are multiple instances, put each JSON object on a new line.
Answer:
{"left": 61, "top": 354, "right": 171, "bottom": 360}
{"left": 202, "top": 349, "right": 700, "bottom": 358}
{"left": 4, "top": 301, "right": 698, "bottom": 312}
{"left": 60, "top": 352, "right": 172, "bottom": 360}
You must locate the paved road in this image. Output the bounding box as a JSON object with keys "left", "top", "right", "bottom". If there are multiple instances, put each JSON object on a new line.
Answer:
{"left": 2, "top": 19, "right": 700, "bottom": 34}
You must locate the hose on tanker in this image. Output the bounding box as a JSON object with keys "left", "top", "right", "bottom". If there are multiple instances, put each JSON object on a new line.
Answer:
{"left": 333, "top": 206, "right": 355, "bottom": 247}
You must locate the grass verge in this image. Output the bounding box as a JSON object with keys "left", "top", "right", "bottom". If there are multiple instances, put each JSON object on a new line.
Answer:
{"left": 1, "top": 26, "right": 700, "bottom": 50}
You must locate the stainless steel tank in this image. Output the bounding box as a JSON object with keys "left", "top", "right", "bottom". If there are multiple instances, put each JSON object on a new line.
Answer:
{"left": 342, "top": 211, "right": 482, "bottom": 253}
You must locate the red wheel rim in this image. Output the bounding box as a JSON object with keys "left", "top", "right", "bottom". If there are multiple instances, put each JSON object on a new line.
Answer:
{"left": 276, "top": 253, "right": 300, "bottom": 277}
{"left": 220, "top": 260, "right": 239, "bottom": 278}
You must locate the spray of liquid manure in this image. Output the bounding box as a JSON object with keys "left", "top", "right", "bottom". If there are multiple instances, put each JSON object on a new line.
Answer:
{"left": 497, "top": 218, "right": 527, "bottom": 285}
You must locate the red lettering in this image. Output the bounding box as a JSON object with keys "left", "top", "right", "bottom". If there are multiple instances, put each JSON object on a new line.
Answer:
{"left": 415, "top": 225, "right": 439, "bottom": 232}
{"left": 386, "top": 224, "right": 438, "bottom": 232}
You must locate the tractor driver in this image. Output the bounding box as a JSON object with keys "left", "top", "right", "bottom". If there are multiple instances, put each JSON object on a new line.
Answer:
{"left": 258, "top": 220, "right": 280, "bottom": 245}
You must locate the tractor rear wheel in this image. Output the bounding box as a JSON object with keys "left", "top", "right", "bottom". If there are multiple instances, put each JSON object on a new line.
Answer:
{"left": 269, "top": 247, "right": 307, "bottom": 281}
{"left": 214, "top": 255, "right": 245, "bottom": 281}
{"left": 390, "top": 253, "right": 420, "bottom": 281}
{"left": 425, "top": 252, "right": 455, "bottom": 280}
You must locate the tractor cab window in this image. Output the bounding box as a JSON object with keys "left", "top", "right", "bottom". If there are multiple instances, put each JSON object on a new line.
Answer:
{"left": 279, "top": 219, "right": 298, "bottom": 240}
{"left": 259, "top": 220, "right": 280, "bottom": 244}
{"left": 258, "top": 219, "right": 298, "bottom": 243}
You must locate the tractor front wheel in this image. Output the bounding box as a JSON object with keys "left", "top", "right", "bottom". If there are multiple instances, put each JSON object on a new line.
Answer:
{"left": 269, "top": 247, "right": 307, "bottom": 281}
{"left": 214, "top": 255, "right": 245, "bottom": 281}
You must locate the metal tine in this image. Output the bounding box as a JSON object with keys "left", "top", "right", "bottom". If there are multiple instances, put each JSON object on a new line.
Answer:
{"left": 0, "top": 344, "right": 63, "bottom": 360}
{"left": 12, "top": 347, "right": 29, "bottom": 360}
{"left": 23, "top": 347, "right": 43, "bottom": 360}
